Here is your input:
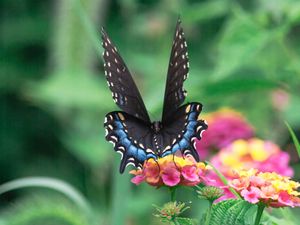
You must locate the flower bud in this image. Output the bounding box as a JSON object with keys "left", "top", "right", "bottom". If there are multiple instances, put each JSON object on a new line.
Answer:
{"left": 197, "top": 186, "right": 224, "bottom": 202}
{"left": 154, "top": 201, "right": 189, "bottom": 222}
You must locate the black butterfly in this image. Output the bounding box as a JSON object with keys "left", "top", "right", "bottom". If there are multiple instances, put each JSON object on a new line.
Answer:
{"left": 102, "top": 19, "right": 208, "bottom": 173}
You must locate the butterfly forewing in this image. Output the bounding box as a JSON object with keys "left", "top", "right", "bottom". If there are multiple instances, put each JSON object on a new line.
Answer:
{"left": 162, "top": 20, "right": 189, "bottom": 123}
{"left": 101, "top": 28, "right": 151, "bottom": 123}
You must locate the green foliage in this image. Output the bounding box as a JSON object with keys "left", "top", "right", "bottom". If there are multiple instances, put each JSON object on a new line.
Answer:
{"left": 285, "top": 122, "right": 300, "bottom": 158}
{"left": 176, "top": 217, "right": 198, "bottom": 225}
{"left": 0, "top": 195, "right": 93, "bottom": 225}
{"left": 205, "top": 199, "right": 255, "bottom": 225}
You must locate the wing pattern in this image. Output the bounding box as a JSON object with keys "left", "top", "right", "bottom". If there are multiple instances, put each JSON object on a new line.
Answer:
{"left": 104, "top": 112, "right": 157, "bottom": 173}
{"left": 104, "top": 103, "right": 208, "bottom": 172}
{"left": 162, "top": 20, "right": 190, "bottom": 123}
{"left": 101, "top": 28, "right": 150, "bottom": 123}
{"left": 160, "top": 103, "right": 208, "bottom": 161}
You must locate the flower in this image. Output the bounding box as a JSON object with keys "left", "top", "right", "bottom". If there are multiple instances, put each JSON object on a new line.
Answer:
{"left": 241, "top": 186, "right": 261, "bottom": 204}
{"left": 205, "top": 138, "right": 293, "bottom": 201}
{"left": 271, "top": 89, "right": 290, "bottom": 111}
{"left": 195, "top": 108, "right": 254, "bottom": 159}
{"left": 197, "top": 186, "right": 224, "bottom": 202}
{"left": 229, "top": 169, "right": 300, "bottom": 208}
{"left": 130, "top": 155, "right": 210, "bottom": 187}
{"left": 154, "top": 201, "right": 189, "bottom": 222}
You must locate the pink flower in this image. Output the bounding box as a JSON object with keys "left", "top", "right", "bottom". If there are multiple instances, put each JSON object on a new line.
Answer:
{"left": 231, "top": 177, "right": 250, "bottom": 191}
{"left": 182, "top": 165, "right": 200, "bottom": 182}
{"left": 249, "top": 176, "right": 265, "bottom": 187}
{"left": 271, "top": 89, "right": 290, "bottom": 111}
{"left": 230, "top": 169, "right": 300, "bottom": 208}
{"left": 131, "top": 174, "right": 145, "bottom": 185}
{"left": 241, "top": 187, "right": 261, "bottom": 204}
{"left": 161, "top": 167, "right": 181, "bottom": 186}
{"left": 278, "top": 191, "right": 295, "bottom": 208}
{"left": 260, "top": 185, "right": 278, "bottom": 200}
{"left": 205, "top": 138, "right": 294, "bottom": 200}
{"left": 130, "top": 155, "right": 210, "bottom": 188}
{"left": 195, "top": 108, "right": 254, "bottom": 159}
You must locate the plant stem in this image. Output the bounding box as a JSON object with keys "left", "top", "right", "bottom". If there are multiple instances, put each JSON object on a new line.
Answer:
{"left": 204, "top": 201, "right": 213, "bottom": 225}
{"left": 254, "top": 203, "right": 265, "bottom": 225}
{"left": 170, "top": 187, "right": 177, "bottom": 202}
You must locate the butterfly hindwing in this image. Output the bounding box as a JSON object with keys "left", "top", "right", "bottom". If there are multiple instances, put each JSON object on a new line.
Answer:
{"left": 160, "top": 103, "right": 207, "bottom": 160}
{"left": 104, "top": 112, "right": 157, "bottom": 173}
{"left": 162, "top": 19, "right": 189, "bottom": 123}
{"left": 101, "top": 28, "right": 151, "bottom": 123}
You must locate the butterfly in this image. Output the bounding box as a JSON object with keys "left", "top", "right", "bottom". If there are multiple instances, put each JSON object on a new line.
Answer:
{"left": 102, "top": 19, "right": 208, "bottom": 173}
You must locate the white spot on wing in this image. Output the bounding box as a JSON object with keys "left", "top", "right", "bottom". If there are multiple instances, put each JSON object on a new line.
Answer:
{"left": 117, "top": 150, "right": 123, "bottom": 160}
{"left": 126, "top": 162, "right": 135, "bottom": 168}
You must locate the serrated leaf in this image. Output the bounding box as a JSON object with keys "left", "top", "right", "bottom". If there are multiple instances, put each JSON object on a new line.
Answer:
{"left": 206, "top": 199, "right": 255, "bottom": 225}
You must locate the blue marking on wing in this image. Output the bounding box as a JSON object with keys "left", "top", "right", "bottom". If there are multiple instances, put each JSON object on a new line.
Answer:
{"left": 122, "top": 138, "right": 131, "bottom": 148}
{"left": 188, "top": 112, "right": 197, "bottom": 121}
{"left": 146, "top": 153, "right": 157, "bottom": 159}
{"left": 113, "top": 120, "right": 123, "bottom": 129}
{"left": 161, "top": 151, "right": 171, "bottom": 157}
{"left": 161, "top": 103, "right": 204, "bottom": 158}
{"left": 137, "top": 149, "right": 147, "bottom": 161}
{"left": 115, "top": 129, "right": 127, "bottom": 140}
{"left": 179, "top": 138, "right": 189, "bottom": 149}
{"left": 184, "top": 129, "right": 193, "bottom": 138}
{"left": 188, "top": 121, "right": 197, "bottom": 128}
{"left": 108, "top": 113, "right": 154, "bottom": 164}
{"left": 128, "top": 145, "right": 138, "bottom": 156}
{"left": 171, "top": 143, "right": 180, "bottom": 154}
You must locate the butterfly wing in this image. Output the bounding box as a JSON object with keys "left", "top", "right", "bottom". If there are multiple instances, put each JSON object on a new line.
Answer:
{"left": 104, "top": 111, "right": 158, "bottom": 173}
{"left": 101, "top": 28, "right": 151, "bottom": 123}
{"left": 159, "top": 103, "right": 208, "bottom": 160}
{"left": 161, "top": 19, "right": 190, "bottom": 123}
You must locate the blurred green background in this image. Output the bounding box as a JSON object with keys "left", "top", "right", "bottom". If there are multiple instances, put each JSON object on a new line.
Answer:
{"left": 1, "top": 0, "right": 300, "bottom": 224}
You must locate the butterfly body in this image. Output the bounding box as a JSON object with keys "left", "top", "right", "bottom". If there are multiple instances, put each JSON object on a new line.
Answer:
{"left": 102, "top": 20, "right": 208, "bottom": 173}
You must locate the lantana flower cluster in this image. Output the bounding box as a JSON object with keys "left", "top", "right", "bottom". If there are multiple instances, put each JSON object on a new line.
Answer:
{"left": 230, "top": 169, "right": 300, "bottom": 208}
{"left": 196, "top": 108, "right": 254, "bottom": 159}
{"left": 130, "top": 155, "right": 210, "bottom": 187}
{"left": 206, "top": 138, "right": 293, "bottom": 201}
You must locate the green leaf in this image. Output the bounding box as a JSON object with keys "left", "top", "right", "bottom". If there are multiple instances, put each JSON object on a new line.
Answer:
{"left": 0, "top": 195, "right": 94, "bottom": 225}
{"left": 183, "top": 0, "right": 230, "bottom": 23}
{"left": 285, "top": 121, "right": 300, "bottom": 159}
{"left": 200, "top": 77, "right": 280, "bottom": 97}
{"left": 213, "top": 8, "right": 270, "bottom": 80}
{"left": 207, "top": 199, "right": 255, "bottom": 225}
{"left": 0, "top": 177, "right": 91, "bottom": 214}
{"left": 176, "top": 217, "right": 198, "bottom": 225}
